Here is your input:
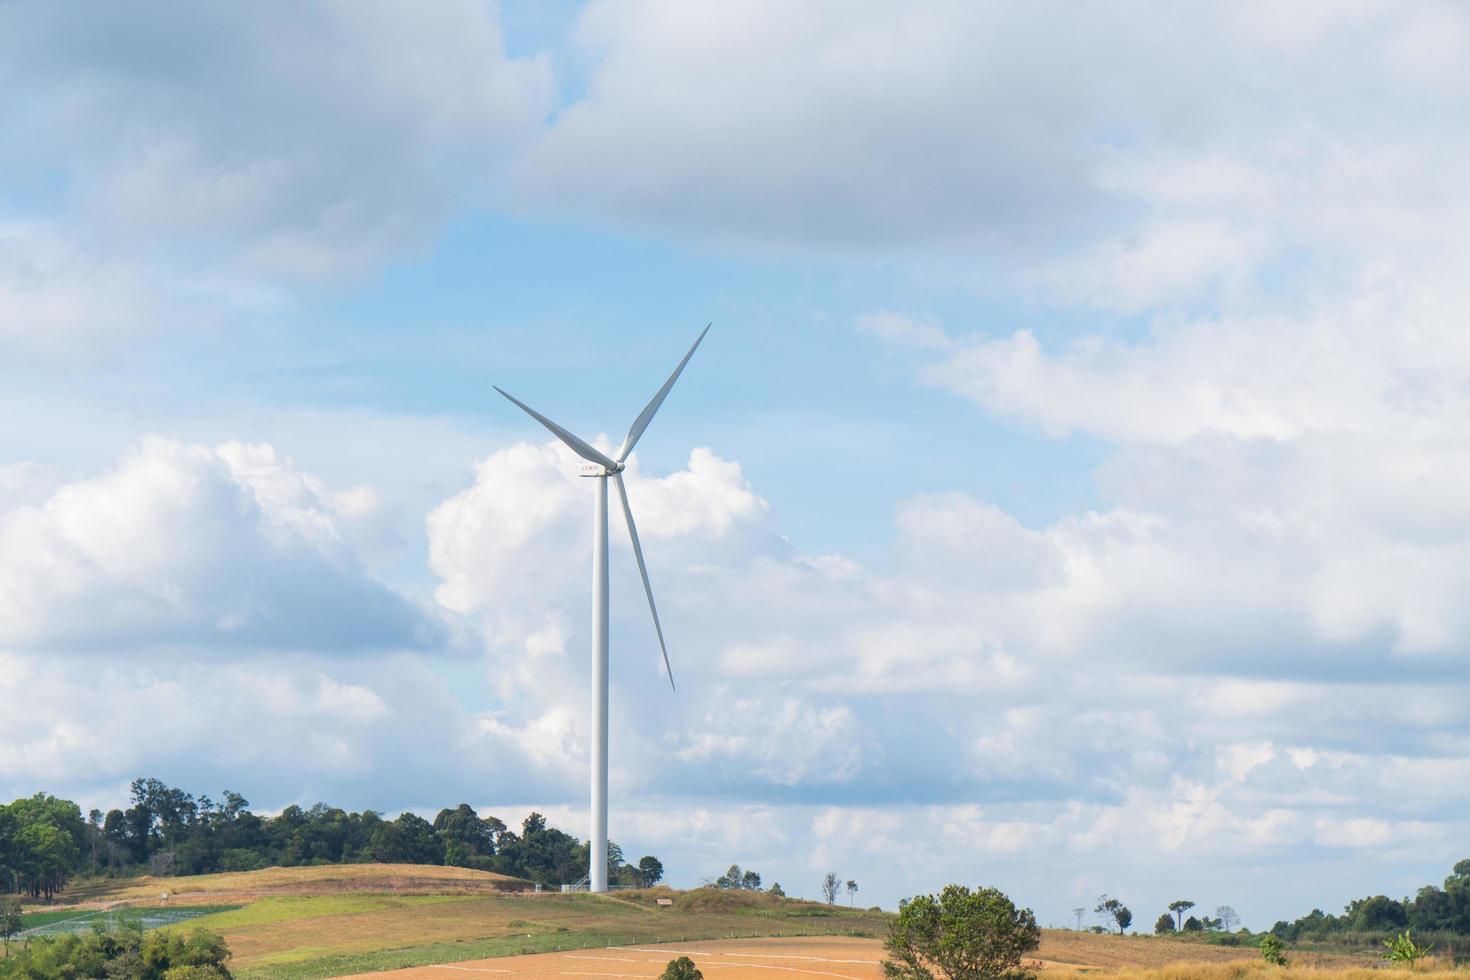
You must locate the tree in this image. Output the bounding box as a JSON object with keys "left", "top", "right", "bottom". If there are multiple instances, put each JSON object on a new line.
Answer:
{"left": 1183, "top": 916, "right": 1203, "bottom": 932}
{"left": 1260, "top": 935, "right": 1288, "bottom": 966}
{"left": 1154, "top": 913, "right": 1175, "bottom": 935}
{"left": 637, "top": 856, "right": 664, "bottom": 887}
{"left": 660, "top": 955, "right": 703, "bottom": 980}
{"left": 1215, "top": 906, "right": 1238, "bottom": 932}
{"left": 1, "top": 896, "right": 21, "bottom": 949}
{"left": 717, "top": 864, "right": 744, "bottom": 890}
{"left": 822, "top": 872, "right": 841, "bottom": 905}
{"left": 769, "top": 882, "right": 786, "bottom": 898}
{"left": 1096, "top": 896, "right": 1130, "bottom": 935}
{"left": 1169, "top": 900, "right": 1195, "bottom": 931}
{"left": 883, "top": 884, "right": 1041, "bottom": 980}
{"left": 1072, "top": 908, "right": 1086, "bottom": 931}
{"left": 847, "top": 880, "right": 860, "bottom": 906}
{"left": 741, "top": 870, "right": 762, "bottom": 891}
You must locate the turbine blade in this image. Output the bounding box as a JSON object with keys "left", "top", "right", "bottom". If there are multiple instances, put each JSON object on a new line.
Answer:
{"left": 614, "top": 472, "right": 676, "bottom": 692}
{"left": 616, "top": 324, "right": 710, "bottom": 463}
{"left": 494, "top": 386, "right": 617, "bottom": 470}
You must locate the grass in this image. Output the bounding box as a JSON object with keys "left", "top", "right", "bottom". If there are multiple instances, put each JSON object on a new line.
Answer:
{"left": 1079, "top": 963, "right": 1468, "bottom": 980}
{"left": 4, "top": 869, "right": 890, "bottom": 978}
{"left": 218, "top": 889, "right": 888, "bottom": 979}
{"left": 60, "top": 863, "right": 528, "bottom": 905}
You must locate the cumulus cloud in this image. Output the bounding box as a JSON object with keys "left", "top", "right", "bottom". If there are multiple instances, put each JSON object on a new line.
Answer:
{"left": 0, "top": 437, "right": 431, "bottom": 651}
{"left": 511, "top": 0, "right": 1469, "bottom": 261}
{"left": 0, "top": 1, "right": 551, "bottom": 348}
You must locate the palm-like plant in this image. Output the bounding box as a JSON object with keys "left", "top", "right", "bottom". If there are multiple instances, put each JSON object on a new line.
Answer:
{"left": 1383, "top": 930, "right": 1433, "bottom": 969}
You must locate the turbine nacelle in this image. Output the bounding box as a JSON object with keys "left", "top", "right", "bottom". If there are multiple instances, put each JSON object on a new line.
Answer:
{"left": 494, "top": 322, "right": 709, "bottom": 695}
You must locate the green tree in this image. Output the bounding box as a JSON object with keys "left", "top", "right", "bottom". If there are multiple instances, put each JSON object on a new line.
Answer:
{"left": 1095, "top": 896, "right": 1130, "bottom": 935}
{"left": 637, "top": 856, "right": 664, "bottom": 887}
{"left": 769, "top": 882, "right": 786, "bottom": 898}
{"left": 1, "top": 896, "right": 21, "bottom": 949}
{"left": 883, "top": 884, "right": 1041, "bottom": 980}
{"left": 1154, "top": 913, "right": 1175, "bottom": 935}
{"left": 1260, "top": 934, "right": 1287, "bottom": 966}
{"left": 659, "top": 955, "right": 703, "bottom": 980}
{"left": 1168, "top": 900, "right": 1195, "bottom": 931}
{"left": 822, "top": 872, "right": 841, "bottom": 904}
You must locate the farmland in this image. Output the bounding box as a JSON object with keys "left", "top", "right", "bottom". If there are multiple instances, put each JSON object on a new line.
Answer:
{"left": 8, "top": 866, "right": 888, "bottom": 979}
{"left": 341, "top": 931, "right": 1394, "bottom": 980}
{"left": 5, "top": 866, "right": 1449, "bottom": 980}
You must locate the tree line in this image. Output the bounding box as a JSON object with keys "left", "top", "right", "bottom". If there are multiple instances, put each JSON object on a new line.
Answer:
{"left": 0, "top": 778, "right": 664, "bottom": 899}
{"left": 1270, "top": 859, "right": 1470, "bottom": 940}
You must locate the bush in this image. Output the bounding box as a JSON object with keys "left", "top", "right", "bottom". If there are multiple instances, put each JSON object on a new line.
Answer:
{"left": 0, "top": 924, "right": 232, "bottom": 979}
{"left": 660, "top": 956, "right": 703, "bottom": 980}
{"left": 1260, "top": 934, "right": 1288, "bottom": 966}
{"left": 1383, "top": 930, "right": 1433, "bottom": 968}
{"left": 1155, "top": 913, "right": 1176, "bottom": 935}
{"left": 883, "top": 885, "right": 1040, "bottom": 980}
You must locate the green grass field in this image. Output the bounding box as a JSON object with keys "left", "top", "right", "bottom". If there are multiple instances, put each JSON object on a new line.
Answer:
{"left": 6, "top": 866, "right": 889, "bottom": 978}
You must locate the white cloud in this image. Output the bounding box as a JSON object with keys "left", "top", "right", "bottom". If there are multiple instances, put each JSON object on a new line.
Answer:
{"left": 0, "top": 437, "right": 429, "bottom": 651}
{"left": 0, "top": 1, "right": 551, "bottom": 349}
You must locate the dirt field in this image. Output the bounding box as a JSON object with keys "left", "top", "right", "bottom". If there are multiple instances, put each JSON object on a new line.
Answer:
{"left": 341, "top": 936, "right": 888, "bottom": 980}
{"left": 339, "top": 931, "right": 1377, "bottom": 980}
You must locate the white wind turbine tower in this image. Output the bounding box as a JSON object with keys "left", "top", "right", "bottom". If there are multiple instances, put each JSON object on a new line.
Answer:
{"left": 495, "top": 325, "right": 709, "bottom": 893}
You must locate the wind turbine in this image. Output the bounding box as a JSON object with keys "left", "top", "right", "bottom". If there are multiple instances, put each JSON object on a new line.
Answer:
{"left": 494, "top": 324, "right": 709, "bottom": 893}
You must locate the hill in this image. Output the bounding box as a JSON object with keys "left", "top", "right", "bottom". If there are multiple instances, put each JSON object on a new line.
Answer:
{"left": 12, "top": 868, "right": 888, "bottom": 978}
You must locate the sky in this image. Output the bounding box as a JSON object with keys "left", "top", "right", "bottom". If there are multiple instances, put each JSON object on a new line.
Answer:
{"left": 2, "top": 0, "right": 1469, "bottom": 929}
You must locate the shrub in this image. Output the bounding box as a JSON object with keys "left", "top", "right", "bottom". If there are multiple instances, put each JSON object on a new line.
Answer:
{"left": 1260, "top": 934, "right": 1288, "bottom": 966}
{"left": 883, "top": 885, "right": 1040, "bottom": 980}
{"left": 0, "top": 924, "right": 232, "bottom": 979}
{"left": 1383, "top": 930, "right": 1433, "bottom": 968}
{"left": 1155, "top": 913, "right": 1175, "bottom": 935}
{"left": 660, "top": 955, "right": 703, "bottom": 980}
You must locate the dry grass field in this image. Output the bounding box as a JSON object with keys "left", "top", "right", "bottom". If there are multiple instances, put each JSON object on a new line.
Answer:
{"left": 340, "top": 933, "right": 1430, "bottom": 980}
{"left": 60, "top": 863, "right": 529, "bottom": 906}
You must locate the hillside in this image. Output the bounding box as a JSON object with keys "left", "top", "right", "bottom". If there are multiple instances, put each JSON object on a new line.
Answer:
{"left": 15, "top": 869, "right": 888, "bottom": 978}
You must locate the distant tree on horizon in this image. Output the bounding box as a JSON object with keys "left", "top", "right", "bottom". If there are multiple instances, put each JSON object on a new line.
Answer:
{"left": 822, "top": 872, "right": 841, "bottom": 904}
{"left": 1155, "top": 913, "right": 1175, "bottom": 935}
{"left": 637, "top": 856, "right": 664, "bottom": 887}
{"left": 847, "top": 879, "right": 859, "bottom": 905}
{"left": 1169, "top": 900, "right": 1196, "bottom": 931}
{"left": 1096, "top": 896, "right": 1130, "bottom": 935}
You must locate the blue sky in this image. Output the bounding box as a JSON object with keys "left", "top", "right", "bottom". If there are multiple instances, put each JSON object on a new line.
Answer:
{"left": 3, "top": 0, "right": 1470, "bottom": 930}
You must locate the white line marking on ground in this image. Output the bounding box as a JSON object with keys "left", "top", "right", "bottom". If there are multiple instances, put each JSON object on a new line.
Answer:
{"left": 693, "top": 962, "right": 866, "bottom": 979}
{"left": 426, "top": 966, "right": 513, "bottom": 974}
